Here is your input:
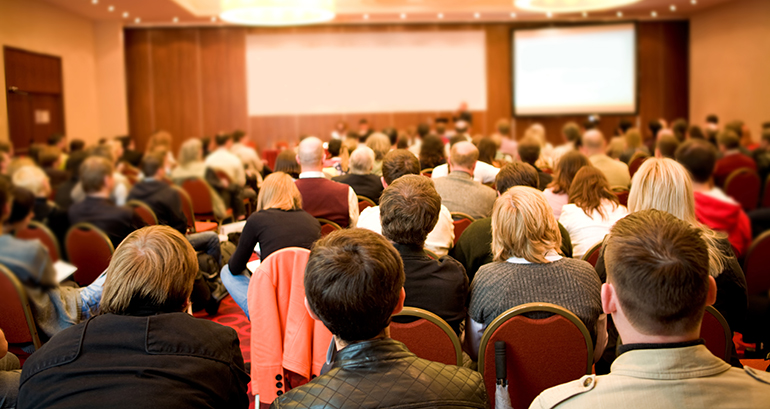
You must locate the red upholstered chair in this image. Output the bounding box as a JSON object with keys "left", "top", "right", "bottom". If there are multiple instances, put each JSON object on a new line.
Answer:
{"left": 700, "top": 306, "right": 732, "bottom": 362}
{"left": 420, "top": 168, "right": 433, "bottom": 178}
{"left": 582, "top": 241, "right": 603, "bottom": 267}
{"left": 170, "top": 185, "right": 217, "bottom": 233}
{"left": 0, "top": 263, "right": 43, "bottom": 364}
{"left": 725, "top": 168, "right": 760, "bottom": 212}
{"left": 451, "top": 212, "right": 475, "bottom": 245}
{"left": 628, "top": 152, "right": 649, "bottom": 178}
{"left": 743, "top": 230, "right": 770, "bottom": 296}
{"left": 357, "top": 195, "right": 376, "bottom": 213}
{"left": 262, "top": 149, "right": 279, "bottom": 170}
{"left": 611, "top": 186, "right": 629, "bottom": 207}
{"left": 127, "top": 200, "right": 158, "bottom": 226}
{"left": 317, "top": 218, "right": 342, "bottom": 237}
{"left": 762, "top": 175, "right": 770, "bottom": 208}
{"left": 478, "top": 303, "right": 594, "bottom": 409}
{"left": 180, "top": 177, "right": 232, "bottom": 225}
{"left": 16, "top": 220, "right": 61, "bottom": 262}
{"left": 65, "top": 223, "right": 114, "bottom": 286}
{"left": 390, "top": 307, "right": 463, "bottom": 366}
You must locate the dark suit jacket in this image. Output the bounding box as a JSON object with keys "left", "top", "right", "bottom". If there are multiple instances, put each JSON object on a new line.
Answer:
{"left": 332, "top": 173, "right": 384, "bottom": 204}
{"left": 121, "top": 149, "right": 144, "bottom": 168}
{"left": 128, "top": 179, "right": 187, "bottom": 234}
{"left": 68, "top": 196, "right": 146, "bottom": 248}
{"left": 33, "top": 198, "right": 70, "bottom": 249}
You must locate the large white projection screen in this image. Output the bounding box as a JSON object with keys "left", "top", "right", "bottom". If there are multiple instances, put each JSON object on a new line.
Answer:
{"left": 246, "top": 31, "right": 487, "bottom": 116}
{"left": 514, "top": 24, "right": 636, "bottom": 115}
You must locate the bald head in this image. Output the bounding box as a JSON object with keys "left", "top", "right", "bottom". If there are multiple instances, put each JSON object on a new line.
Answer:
{"left": 297, "top": 136, "right": 324, "bottom": 170}
{"left": 581, "top": 130, "right": 606, "bottom": 155}
{"left": 449, "top": 141, "right": 479, "bottom": 172}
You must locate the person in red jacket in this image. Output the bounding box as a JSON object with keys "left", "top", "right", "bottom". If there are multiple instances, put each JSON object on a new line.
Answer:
{"left": 676, "top": 139, "right": 752, "bottom": 258}
{"left": 713, "top": 129, "right": 757, "bottom": 188}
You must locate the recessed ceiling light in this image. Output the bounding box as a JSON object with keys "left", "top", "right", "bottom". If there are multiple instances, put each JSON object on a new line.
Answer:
{"left": 651, "top": 10, "right": 658, "bottom": 17}
{"left": 211, "top": 16, "right": 217, "bottom": 22}
{"left": 691, "top": 0, "right": 697, "bottom": 4}
{"left": 91, "top": 0, "right": 98, "bottom": 4}
{"left": 474, "top": 12, "right": 480, "bottom": 18}
{"left": 510, "top": 12, "right": 517, "bottom": 18}
{"left": 670, "top": 4, "right": 677, "bottom": 11}
{"left": 400, "top": 13, "right": 406, "bottom": 19}
{"left": 617, "top": 11, "right": 623, "bottom": 17}
{"left": 134, "top": 17, "right": 141, "bottom": 23}
{"left": 173, "top": 17, "right": 179, "bottom": 23}
{"left": 107, "top": 5, "right": 114, "bottom": 12}
{"left": 363, "top": 13, "right": 369, "bottom": 20}
{"left": 582, "top": 11, "right": 588, "bottom": 17}
{"left": 515, "top": 0, "right": 642, "bottom": 14}
{"left": 437, "top": 12, "right": 444, "bottom": 19}
{"left": 546, "top": 11, "right": 553, "bottom": 18}
{"left": 122, "top": 11, "right": 129, "bottom": 18}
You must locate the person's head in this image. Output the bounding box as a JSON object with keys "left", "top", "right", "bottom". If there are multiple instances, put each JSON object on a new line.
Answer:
{"left": 12, "top": 166, "right": 51, "bottom": 198}
{"left": 496, "top": 118, "right": 511, "bottom": 136}
{"left": 716, "top": 129, "right": 740, "bottom": 152}
{"left": 382, "top": 149, "right": 420, "bottom": 186}
{"left": 0, "top": 178, "right": 10, "bottom": 224}
{"left": 178, "top": 138, "right": 203, "bottom": 167}
{"left": 648, "top": 120, "right": 663, "bottom": 139}
{"left": 256, "top": 172, "right": 302, "bottom": 212}
{"left": 603, "top": 209, "right": 716, "bottom": 338}
{"left": 624, "top": 128, "right": 643, "bottom": 149}
{"left": 418, "top": 134, "right": 445, "bottom": 168}
{"left": 27, "top": 144, "right": 44, "bottom": 165}
{"left": 304, "top": 228, "right": 405, "bottom": 344}
{"left": 365, "top": 133, "right": 390, "bottom": 162}
{"left": 580, "top": 129, "right": 606, "bottom": 156}
{"left": 214, "top": 133, "right": 231, "bottom": 148}
{"left": 0, "top": 141, "right": 13, "bottom": 156}
{"left": 706, "top": 114, "right": 718, "bottom": 125}
{"left": 232, "top": 130, "right": 246, "bottom": 143}
{"left": 358, "top": 118, "right": 369, "bottom": 131}
{"left": 434, "top": 117, "right": 448, "bottom": 133}
{"left": 448, "top": 141, "right": 478, "bottom": 174}
{"left": 69, "top": 139, "right": 85, "bottom": 153}
{"left": 349, "top": 146, "right": 375, "bottom": 175}
{"left": 616, "top": 119, "right": 633, "bottom": 136}
{"left": 568, "top": 166, "right": 619, "bottom": 220}
{"left": 761, "top": 128, "right": 770, "bottom": 149}
{"left": 38, "top": 146, "right": 62, "bottom": 169}
{"left": 495, "top": 162, "right": 539, "bottom": 194}
{"left": 416, "top": 123, "right": 431, "bottom": 138}
{"left": 147, "top": 130, "right": 172, "bottom": 153}
{"left": 297, "top": 136, "right": 324, "bottom": 171}
{"left": 100, "top": 226, "right": 198, "bottom": 315}
{"left": 380, "top": 175, "right": 441, "bottom": 247}
{"left": 671, "top": 118, "right": 688, "bottom": 142}
{"left": 274, "top": 150, "right": 301, "bottom": 179}
{"left": 562, "top": 121, "right": 582, "bottom": 144}
{"left": 80, "top": 156, "right": 114, "bottom": 194}
{"left": 327, "top": 139, "right": 342, "bottom": 157}
{"left": 6, "top": 187, "right": 35, "bottom": 231}
{"left": 655, "top": 133, "right": 680, "bottom": 159}
{"left": 454, "top": 120, "right": 469, "bottom": 135}
{"left": 382, "top": 127, "right": 398, "bottom": 147}
{"left": 65, "top": 151, "right": 88, "bottom": 179}
{"left": 628, "top": 158, "right": 695, "bottom": 222}
{"left": 725, "top": 120, "right": 743, "bottom": 138}
{"left": 687, "top": 125, "right": 704, "bottom": 140}
{"left": 548, "top": 151, "right": 591, "bottom": 194}
{"left": 48, "top": 134, "right": 66, "bottom": 150}
{"left": 475, "top": 137, "right": 497, "bottom": 165}
{"left": 676, "top": 139, "right": 717, "bottom": 184}
{"left": 492, "top": 186, "right": 562, "bottom": 263}
{"left": 517, "top": 136, "right": 541, "bottom": 166}
{"left": 91, "top": 143, "right": 116, "bottom": 165}
{"left": 140, "top": 152, "right": 165, "bottom": 179}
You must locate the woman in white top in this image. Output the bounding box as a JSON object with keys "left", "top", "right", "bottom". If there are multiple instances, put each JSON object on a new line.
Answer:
{"left": 543, "top": 151, "right": 591, "bottom": 220}
{"left": 559, "top": 166, "right": 629, "bottom": 259}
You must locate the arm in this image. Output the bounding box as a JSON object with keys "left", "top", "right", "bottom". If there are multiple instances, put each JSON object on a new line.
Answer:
{"left": 347, "top": 186, "right": 359, "bottom": 227}
{"left": 463, "top": 316, "right": 486, "bottom": 361}
{"left": 228, "top": 215, "right": 261, "bottom": 275}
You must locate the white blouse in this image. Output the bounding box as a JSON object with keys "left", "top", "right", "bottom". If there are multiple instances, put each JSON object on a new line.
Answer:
{"left": 559, "top": 199, "right": 629, "bottom": 259}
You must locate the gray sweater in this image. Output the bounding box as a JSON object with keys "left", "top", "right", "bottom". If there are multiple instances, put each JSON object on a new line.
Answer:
{"left": 469, "top": 258, "right": 602, "bottom": 340}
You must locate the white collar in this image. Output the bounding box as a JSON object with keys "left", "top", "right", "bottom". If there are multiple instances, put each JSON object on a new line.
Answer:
{"left": 506, "top": 250, "right": 562, "bottom": 264}
{"left": 299, "top": 171, "right": 325, "bottom": 179}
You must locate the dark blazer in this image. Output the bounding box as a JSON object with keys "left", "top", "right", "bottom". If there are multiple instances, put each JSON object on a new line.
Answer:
{"left": 332, "top": 173, "right": 384, "bottom": 204}
{"left": 68, "top": 196, "right": 146, "bottom": 248}
{"left": 18, "top": 312, "right": 250, "bottom": 409}
{"left": 33, "top": 198, "right": 70, "bottom": 248}
{"left": 121, "top": 149, "right": 144, "bottom": 168}
{"left": 128, "top": 179, "right": 187, "bottom": 234}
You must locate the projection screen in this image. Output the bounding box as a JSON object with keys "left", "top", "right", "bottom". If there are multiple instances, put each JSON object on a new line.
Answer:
{"left": 513, "top": 23, "right": 637, "bottom": 115}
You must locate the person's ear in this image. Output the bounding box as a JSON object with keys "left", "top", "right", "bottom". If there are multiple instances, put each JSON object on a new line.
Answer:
{"left": 295, "top": 155, "right": 301, "bottom": 166}
{"left": 304, "top": 297, "right": 320, "bottom": 321}
{"left": 381, "top": 176, "right": 388, "bottom": 189}
{"left": 601, "top": 283, "right": 618, "bottom": 315}
{"left": 705, "top": 276, "right": 717, "bottom": 307}
{"left": 392, "top": 288, "right": 406, "bottom": 315}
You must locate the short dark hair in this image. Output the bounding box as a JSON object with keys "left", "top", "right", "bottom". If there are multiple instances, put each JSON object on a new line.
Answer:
{"left": 232, "top": 130, "right": 246, "bottom": 142}
{"left": 382, "top": 127, "right": 398, "bottom": 146}
{"left": 66, "top": 151, "right": 88, "bottom": 178}
{"left": 382, "top": 149, "right": 420, "bottom": 186}
{"left": 358, "top": 118, "right": 368, "bottom": 125}
{"left": 38, "top": 146, "right": 61, "bottom": 168}
{"left": 0, "top": 141, "right": 12, "bottom": 154}
{"left": 617, "top": 119, "right": 633, "bottom": 135}
{"left": 725, "top": 120, "right": 743, "bottom": 138}
{"left": 8, "top": 186, "right": 34, "bottom": 225}
{"left": 140, "top": 152, "right": 164, "bottom": 178}
{"left": 327, "top": 139, "right": 342, "bottom": 157}
{"left": 304, "top": 228, "right": 404, "bottom": 343}
{"left": 562, "top": 122, "right": 581, "bottom": 143}
{"left": 214, "top": 133, "right": 230, "bottom": 147}
{"left": 116, "top": 136, "right": 132, "bottom": 150}
{"left": 380, "top": 175, "right": 441, "bottom": 247}
{"left": 717, "top": 129, "right": 740, "bottom": 149}
{"left": 762, "top": 122, "right": 770, "bottom": 130}
{"left": 416, "top": 123, "right": 430, "bottom": 138}
{"left": 688, "top": 125, "right": 704, "bottom": 140}
{"left": 69, "top": 139, "right": 86, "bottom": 152}
{"left": 604, "top": 209, "right": 710, "bottom": 335}
{"left": 672, "top": 119, "right": 688, "bottom": 142}
{"left": 676, "top": 139, "right": 716, "bottom": 183}
{"left": 495, "top": 162, "right": 539, "bottom": 194}
{"left": 448, "top": 135, "right": 466, "bottom": 148}
{"left": 648, "top": 120, "right": 662, "bottom": 138}
{"left": 762, "top": 129, "right": 770, "bottom": 144}
{"left": 656, "top": 134, "right": 680, "bottom": 159}
{"left": 517, "top": 136, "right": 541, "bottom": 166}
{"left": 706, "top": 114, "right": 718, "bottom": 124}
{"left": 48, "top": 133, "right": 65, "bottom": 146}
{"left": 80, "top": 156, "right": 114, "bottom": 193}
{"left": 0, "top": 178, "right": 10, "bottom": 220}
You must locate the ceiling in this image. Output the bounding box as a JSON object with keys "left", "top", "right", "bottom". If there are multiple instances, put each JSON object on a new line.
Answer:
{"left": 41, "top": 0, "right": 734, "bottom": 26}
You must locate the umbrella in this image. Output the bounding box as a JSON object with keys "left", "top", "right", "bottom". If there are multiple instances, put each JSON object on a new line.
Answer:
{"left": 495, "top": 341, "right": 513, "bottom": 409}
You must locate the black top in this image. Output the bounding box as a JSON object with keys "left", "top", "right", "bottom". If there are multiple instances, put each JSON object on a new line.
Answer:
{"left": 33, "top": 198, "right": 70, "bottom": 248}
{"left": 228, "top": 208, "right": 321, "bottom": 275}
{"left": 534, "top": 166, "right": 554, "bottom": 191}
{"left": 121, "top": 149, "right": 144, "bottom": 168}
{"left": 68, "top": 197, "right": 146, "bottom": 248}
{"left": 332, "top": 173, "right": 384, "bottom": 204}
{"left": 392, "top": 243, "right": 468, "bottom": 334}
{"left": 128, "top": 179, "right": 187, "bottom": 234}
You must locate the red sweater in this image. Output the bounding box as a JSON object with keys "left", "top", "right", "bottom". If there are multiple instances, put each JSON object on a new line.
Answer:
{"left": 295, "top": 177, "right": 350, "bottom": 227}
{"left": 713, "top": 153, "right": 757, "bottom": 188}
{"left": 694, "top": 191, "right": 752, "bottom": 258}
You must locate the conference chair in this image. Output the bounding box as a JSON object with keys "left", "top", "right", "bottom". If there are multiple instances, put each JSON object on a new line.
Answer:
{"left": 390, "top": 307, "right": 463, "bottom": 366}
{"left": 170, "top": 185, "right": 217, "bottom": 233}
{"left": 420, "top": 167, "right": 434, "bottom": 177}
{"left": 582, "top": 241, "right": 603, "bottom": 268}
{"left": 65, "top": 223, "right": 114, "bottom": 286}
{"left": 127, "top": 200, "right": 159, "bottom": 226}
{"left": 262, "top": 149, "right": 279, "bottom": 170}
{"left": 762, "top": 175, "right": 770, "bottom": 208}
{"left": 451, "top": 212, "right": 475, "bottom": 245}
{"left": 317, "top": 218, "right": 342, "bottom": 237}
{"left": 15, "top": 220, "right": 61, "bottom": 262}
{"left": 628, "top": 152, "right": 649, "bottom": 178}
{"left": 180, "top": 177, "right": 233, "bottom": 225}
{"left": 725, "top": 168, "right": 761, "bottom": 212}
{"left": 478, "top": 302, "right": 594, "bottom": 409}
{"left": 0, "top": 263, "right": 43, "bottom": 364}
{"left": 611, "top": 186, "right": 630, "bottom": 207}
{"left": 424, "top": 249, "right": 439, "bottom": 260}
{"left": 743, "top": 230, "right": 770, "bottom": 296}
{"left": 701, "top": 305, "right": 732, "bottom": 362}
{"left": 357, "top": 195, "right": 376, "bottom": 213}
{"left": 120, "top": 163, "right": 141, "bottom": 186}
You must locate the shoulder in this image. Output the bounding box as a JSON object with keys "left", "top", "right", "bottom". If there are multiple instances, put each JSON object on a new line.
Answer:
{"left": 554, "top": 258, "right": 599, "bottom": 276}
{"left": 531, "top": 375, "right": 597, "bottom": 409}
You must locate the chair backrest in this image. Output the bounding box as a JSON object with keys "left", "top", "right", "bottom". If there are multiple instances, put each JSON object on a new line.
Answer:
{"left": 390, "top": 307, "right": 462, "bottom": 366}
{"left": 700, "top": 305, "right": 732, "bottom": 362}
{"left": 65, "top": 223, "right": 114, "bottom": 286}
{"left": 127, "top": 200, "right": 158, "bottom": 226}
{"left": 628, "top": 153, "right": 649, "bottom": 178}
{"left": 181, "top": 177, "right": 215, "bottom": 215}
{"left": 742, "top": 230, "right": 770, "bottom": 296}
{"left": 170, "top": 185, "right": 196, "bottom": 233}
{"left": 611, "top": 186, "right": 629, "bottom": 207}
{"left": 317, "top": 218, "right": 342, "bottom": 237}
{"left": 581, "top": 241, "right": 603, "bottom": 267}
{"left": 420, "top": 167, "right": 433, "bottom": 177}
{"left": 725, "top": 168, "right": 760, "bottom": 212}
{"left": 450, "top": 212, "right": 475, "bottom": 245}
{"left": 0, "top": 263, "right": 42, "bottom": 350}
{"left": 262, "top": 148, "right": 279, "bottom": 170}
{"left": 478, "top": 303, "right": 593, "bottom": 409}
{"left": 762, "top": 175, "right": 770, "bottom": 208}
{"left": 16, "top": 220, "right": 61, "bottom": 262}
{"left": 357, "top": 195, "right": 376, "bottom": 213}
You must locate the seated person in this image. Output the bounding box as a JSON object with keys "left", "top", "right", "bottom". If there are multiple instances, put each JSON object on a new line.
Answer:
{"left": 713, "top": 129, "right": 757, "bottom": 188}
{"left": 0, "top": 179, "right": 105, "bottom": 341}
{"left": 466, "top": 186, "right": 604, "bottom": 361}
{"left": 18, "top": 226, "right": 249, "bottom": 409}
{"left": 380, "top": 175, "right": 468, "bottom": 334}
{"left": 676, "top": 139, "right": 752, "bottom": 258}
{"left": 432, "top": 141, "right": 497, "bottom": 219}
{"left": 53, "top": 151, "right": 88, "bottom": 211}
{"left": 170, "top": 139, "right": 228, "bottom": 220}
{"left": 271, "top": 228, "right": 488, "bottom": 409}
{"left": 358, "top": 150, "right": 454, "bottom": 257}
{"left": 531, "top": 210, "right": 770, "bottom": 409}
{"left": 332, "top": 147, "right": 384, "bottom": 204}
{"left": 221, "top": 172, "right": 321, "bottom": 318}
{"left": 12, "top": 166, "right": 70, "bottom": 245}
{"left": 68, "top": 156, "right": 146, "bottom": 248}
{"left": 38, "top": 146, "right": 69, "bottom": 188}
{"left": 0, "top": 329, "right": 21, "bottom": 409}
{"left": 431, "top": 138, "right": 500, "bottom": 185}
{"left": 451, "top": 162, "right": 573, "bottom": 283}
{"left": 518, "top": 135, "right": 553, "bottom": 190}
{"left": 654, "top": 131, "right": 680, "bottom": 159}
{"left": 581, "top": 130, "right": 631, "bottom": 188}
{"left": 543, "top": 151, "right": 592, "bottom": 220}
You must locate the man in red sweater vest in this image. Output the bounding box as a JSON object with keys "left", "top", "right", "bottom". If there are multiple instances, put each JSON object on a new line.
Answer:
{"left": 713, "top": 130, "right": 757, "bottom": 188}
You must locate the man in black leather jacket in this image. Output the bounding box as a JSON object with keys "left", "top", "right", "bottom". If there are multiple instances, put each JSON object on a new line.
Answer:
{"left": 271, "top": 228, "right": 489, "bottom": 409}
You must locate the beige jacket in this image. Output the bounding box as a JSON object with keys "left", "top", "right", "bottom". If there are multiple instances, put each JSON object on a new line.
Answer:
{"left": 589, "top": 154, "right": 631, "bottom": 188}
{"left": 530, "top": 344, "right": 770, "bottom": 409}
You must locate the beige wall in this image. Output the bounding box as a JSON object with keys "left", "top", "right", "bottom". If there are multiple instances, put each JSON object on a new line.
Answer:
{"left": 0, "top": 0, "right": 128, "bottom": 146}
{"left": 690, "top": 0, "right": 770, "bottom": 141}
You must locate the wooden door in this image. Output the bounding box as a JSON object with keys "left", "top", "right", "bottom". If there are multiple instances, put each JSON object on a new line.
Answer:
{"left": 4, "top": 47, "right": 65, "bottom": 153}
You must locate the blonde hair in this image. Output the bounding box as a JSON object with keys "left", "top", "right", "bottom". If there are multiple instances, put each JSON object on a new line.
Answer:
{"left": 256, "top": 172, "right": 302, "bottom": 212}
{"left": 628, "top": 158, "right": 726, "bottom": 277}
{"left": 146, "top": 130, "right": 173, "bottom": 154}
{"left": 365, "top": 133, "right": 391, "bottom": 161}
{"left": 625, "top": 128, "right": 643, "bottom": 149}
{"left": 12, "top": 165, "right": 50, "bottom": 197}
{"left": 492, "top": 186, "right": 562, "bottom": 263}
{"left": 100, "top": 226, "right": 198, "bottom": 314}
{"left": 178, "top": 139, "right": 203, "bottom": 167}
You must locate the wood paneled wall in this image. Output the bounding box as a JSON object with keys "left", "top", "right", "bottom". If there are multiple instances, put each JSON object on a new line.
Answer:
{"left": 124, "top": 21, "right": 688, "bottom": 152}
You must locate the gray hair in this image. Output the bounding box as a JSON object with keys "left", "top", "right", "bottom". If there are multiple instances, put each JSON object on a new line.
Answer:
{"left": 349, "top": 147, "right": 375, "bottom": 175}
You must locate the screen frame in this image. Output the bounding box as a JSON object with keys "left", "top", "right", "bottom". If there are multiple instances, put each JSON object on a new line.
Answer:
{"left": 511, "top": 21, "right": 640, "bottom": 117}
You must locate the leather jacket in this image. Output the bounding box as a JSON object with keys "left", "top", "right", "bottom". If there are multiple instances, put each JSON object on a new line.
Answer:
{"left": 271, "top": 338, "right": 489, "bottom": 409}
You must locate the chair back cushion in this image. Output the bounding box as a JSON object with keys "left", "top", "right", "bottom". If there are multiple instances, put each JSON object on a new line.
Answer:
{"left": 611, "top": 188, "right": 629, "bottom": 207}
{"left": 0, "top": 265, "right": 37, "bottom": 346}
{"left": 700, "top": 306, "right": 731, "bottom": 362}
{"left": 66, "top": 224, "right": 114, "bottom": 286}
{"left": 582, "top": 242, "right": 602, "bottom": 267}
{"left": 453, "top": 218, "right": 473, "bottom": 245}
{"left": 181, "top": 178, "right": 215, "bottom": 215}
{"left": 725, "top": 168, "right": 760, "bottom": 211}
{"left": 762, "top": 176, "right": 770, "bottom": 208}
{"left": 743, "top": 231, "right": 770, "bottom": 295}
{"left": 317, "top": 218, "right": 342, "bottom": 237}
{"left": 171, "top": 186, "right": 196, "bottom": 233}
{"left": 390, "top": 310, "right": 460, "bottom": 365}
{"left": 16, "top": 221, "right": 60, "bottom": 262}
{"left": 128, "top": 201, "right": 158, "bottom": 226}
{"left": 628, "top": 155, "right": 648, "bottom": 178}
